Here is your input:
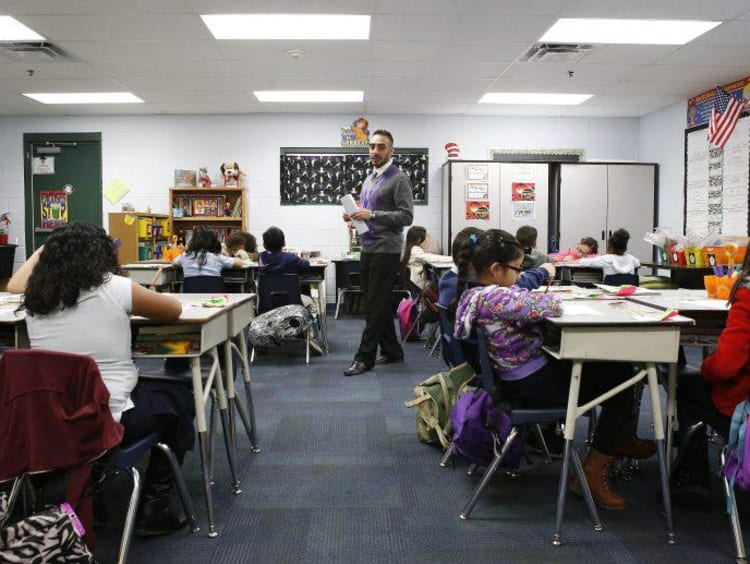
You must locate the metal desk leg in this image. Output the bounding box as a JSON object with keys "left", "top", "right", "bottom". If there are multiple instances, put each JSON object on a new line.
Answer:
{"left": 223, "top": 341, "right": 237, "bottom": 452}
{"left": 234, "top": 331, "right": 260, "bottom": 451}
{"left": 666, "top": 363, "right": 678, "bottom": 476}
{"left": 646, "top": 362, "right": 676, "bottom": 545}
{"left": 553, "top": 360, "right": 583, "bottom": 546}
{"left": 191, "top": 356, "right": 217, "bottom": 538}
{"left": 209, "top": 349, "right": 242, "bottom": 495}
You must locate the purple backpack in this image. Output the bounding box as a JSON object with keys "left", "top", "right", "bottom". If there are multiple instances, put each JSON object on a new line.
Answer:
{"left": 449, "top": 388, "right": 524, "bottom": 469}
{"left": 723, "top": 400, "right": 750, "bottom": 512}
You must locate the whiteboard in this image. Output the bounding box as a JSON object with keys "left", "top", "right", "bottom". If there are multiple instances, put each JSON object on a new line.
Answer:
{"left": 685, "top": 116, "right": 750, "bottom": 237}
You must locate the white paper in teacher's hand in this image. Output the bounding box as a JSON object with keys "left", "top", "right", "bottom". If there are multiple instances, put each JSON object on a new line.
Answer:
{"left": 340, "top": 194, "right": 369, "bottom": 235}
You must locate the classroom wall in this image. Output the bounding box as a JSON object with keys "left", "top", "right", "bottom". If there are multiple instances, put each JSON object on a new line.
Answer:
{"left": 0, "top": 113, "right": 641, "bottom": 299}
{"left": 637, "top": 100, "right": 687, "bottom": 232}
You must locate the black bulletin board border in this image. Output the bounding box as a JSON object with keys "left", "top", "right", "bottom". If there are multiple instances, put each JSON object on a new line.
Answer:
{"left": 279, "top": 147, "right": 428, "bottom": 206}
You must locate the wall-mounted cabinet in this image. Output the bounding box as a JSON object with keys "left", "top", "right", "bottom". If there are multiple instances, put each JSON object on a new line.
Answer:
{"left": 109, "top": 212, "right": 170, "bottom": 264}
{"left": 169, "top": 187, "right": 246, "bottom": 244}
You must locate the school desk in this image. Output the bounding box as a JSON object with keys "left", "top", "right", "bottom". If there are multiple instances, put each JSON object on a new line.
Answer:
{"left": 0, "top": 293, "right": 258, "bottom": 537}
{"left": 121, "top": 262, "right": 174, "bottom": 289}
{"left": 640, "top": 262, "right": 713, "bottom": 290}
{"left": 553, "top": 261, "right": 604, "bottom": 284}
{"left": 542, "top": 298, "right": 694, "bottom": 546}
{"left": 0, "top": 293, "right": 27, "bottom": 349}
{"left": 132, "top": 293, "right": 257, "bottom": 538}
{"left": 623, "top": 289, "right": 730, "bottom": 472}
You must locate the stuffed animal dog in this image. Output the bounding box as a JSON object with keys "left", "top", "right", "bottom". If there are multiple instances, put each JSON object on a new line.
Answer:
{"left": 220, "top": 161, "right": 243, "bottom": 187}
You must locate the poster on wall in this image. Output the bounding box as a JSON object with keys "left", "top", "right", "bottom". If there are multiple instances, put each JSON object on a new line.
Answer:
{"left": 465, "top": 182, "right": 489, "bottom": 200}
{"left": 40, "top": 191, "right": 68, "bottom": 229}
{"left": 466, "top": 164, "right": 489, "bottom": 181}
{"left": 512, "top": 201, "right": 535, "bottom": 221}
{"left": 511, "top": 182, "right": 535, "bottom": 201}
{"left": 687, "top": 76, "right": 750, "bottom": 128}
{"left": 466, "top": 201, "right": 490, "bottom": 220}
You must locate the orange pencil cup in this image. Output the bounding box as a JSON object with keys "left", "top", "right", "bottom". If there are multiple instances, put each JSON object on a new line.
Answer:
{"left": 704, "top": 275, "right": 717, "bottom": 298}
{"left": 716, "top": 277, "right": 734, "bottom": 301}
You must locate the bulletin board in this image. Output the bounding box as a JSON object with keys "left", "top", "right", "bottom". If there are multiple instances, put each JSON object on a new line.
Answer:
{"left": 684, "top": 116, "right": 750, "bottom": 237}
{"left": 279, "top": 147, "right": 428, "bottom": 205}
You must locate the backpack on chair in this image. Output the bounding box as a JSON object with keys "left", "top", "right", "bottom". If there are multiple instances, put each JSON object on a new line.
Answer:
{"left": 397, "top": 297, "right": 420, "bottom": 341}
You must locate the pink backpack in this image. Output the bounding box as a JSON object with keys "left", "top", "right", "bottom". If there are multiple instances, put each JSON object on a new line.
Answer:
{"left": 397, "top": 297, "right": 420, "bottom": 341}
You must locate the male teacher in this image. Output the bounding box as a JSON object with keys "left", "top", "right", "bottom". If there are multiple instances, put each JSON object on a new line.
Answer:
{"left": 343, "top": 130, "right": 414, "bottom": 376}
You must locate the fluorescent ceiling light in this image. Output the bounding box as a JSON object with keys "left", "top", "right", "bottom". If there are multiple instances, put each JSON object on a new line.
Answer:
{"left": 0, "top": 16, "right": 45, "bottom": 40}
{"left": 201, "top": 14, "right": 370, "bottom": 40}
{"left": 479, "top": 93, "right": 592, "bottom": 105}
{"left": 540, "top": 18, "right": 720, "bottom": 45}
{"left": 254, "top": 90, "right": 363, "bottom": 103}
{"left": 23, "top": 92, "right": 144, "bottom": 104}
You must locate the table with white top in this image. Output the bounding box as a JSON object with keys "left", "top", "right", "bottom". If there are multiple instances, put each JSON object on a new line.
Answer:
{"left": 130, "top": 293, "right": 258, "bottom": 538}
{"left": 542, "top": 298, "right": 694, "bottom": 546}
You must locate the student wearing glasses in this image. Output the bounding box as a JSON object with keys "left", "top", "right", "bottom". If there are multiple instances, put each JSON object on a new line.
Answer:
{"left": 453, "top": 229, "right": 655, "bottom": 511}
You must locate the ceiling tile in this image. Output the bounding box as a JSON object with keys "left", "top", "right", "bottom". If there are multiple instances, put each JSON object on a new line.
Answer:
{"left": 657, "top": 45, "right": 750, "bottom": 67}
{"left": 17, "top": 14, "right": 211, "bottom": 40}
{"left": 560, "top": 0, "right": 750, "bottom": 20}
{"left": 215, "top": 41, "right": 372, "bottom": 62}
{"left": 57, "top": 40, "right": 224, "bottom": 62}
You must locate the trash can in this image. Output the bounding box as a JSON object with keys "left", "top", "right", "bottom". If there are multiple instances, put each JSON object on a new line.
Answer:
{"left": 0, "top": 244, "right": 17, "bottom": 279}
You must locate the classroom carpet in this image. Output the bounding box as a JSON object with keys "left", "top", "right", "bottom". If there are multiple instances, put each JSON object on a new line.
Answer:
{"left": 94, "top": 317, "right": 743, "bottom": 563}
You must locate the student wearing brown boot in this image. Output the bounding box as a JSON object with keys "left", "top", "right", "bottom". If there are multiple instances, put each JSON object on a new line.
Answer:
{"left": 454, "top": 229, "right": 656, "bottom": 511}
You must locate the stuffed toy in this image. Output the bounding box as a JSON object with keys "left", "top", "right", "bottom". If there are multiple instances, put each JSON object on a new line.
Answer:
{"left": 198, "top": 167, "right": 211, "bottom": 188}
{"left": 220, "top": 161, "right": 244, "bottom": 187}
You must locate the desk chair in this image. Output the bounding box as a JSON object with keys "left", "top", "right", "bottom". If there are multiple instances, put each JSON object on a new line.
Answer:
{"left": 0, "top": 350, "right": 197, "bottom": 564}
{"left": 602, "top": 270, "right": 640, "bottom": 287}
{"left": 182, "top": 275, "right": 226, "bottom": 293}
{"left": 436, "top": 304, "right": 465, "bottom": 369}
{"left": 252, "top": 272, "right": 315, "bottom": 364}
{"left": 335, "top": 272, "right": 362, "bottom": 319}
{"left": 450, "top": 327, "right": 602, "bottom": 531}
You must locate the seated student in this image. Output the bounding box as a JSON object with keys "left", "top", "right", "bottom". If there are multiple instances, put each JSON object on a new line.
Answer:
{"left": 174, "top": 226, "right": 243, "bottom": 283}
{"left": 8, "top": 223, "right": 191, "bottom": 536}
{"left": 551, "top": 236, "right": 599, "bottom": 262}
{"left": 516, "top": 225, "right": 552, "bottom": 270}
{"left": 440, "top": 228, "right": 556, "bottom": 311}
{"left": 453, "top": 229, "right": 655, "bottom": 511}
{"left": 671, "top": 251, "right": 750, "bottom": 502}
{"left": 258, "top": 226, "right": 323, "bottom": 353}
{"left": 401, "top": 226, "right": 452, "bottom": 291}
{"left": 225, "top": 231, "right": 258, "bottom": 264}
{"left": 578, "top": 228, "right": 640, "bottom": 276}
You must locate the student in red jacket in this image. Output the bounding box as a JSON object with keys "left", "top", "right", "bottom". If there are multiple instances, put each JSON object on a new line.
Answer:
{"left": 672, "top": 253, "right": 750, "bottom": 502}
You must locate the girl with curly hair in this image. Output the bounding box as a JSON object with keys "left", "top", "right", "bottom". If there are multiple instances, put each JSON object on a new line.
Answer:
{"left": 8, "top": 222, "right": 192, "bottom": 537}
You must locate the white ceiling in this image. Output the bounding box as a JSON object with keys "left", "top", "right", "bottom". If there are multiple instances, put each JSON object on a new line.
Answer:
{"left": 0, "top": 0, "right": 749, "bottom": 117}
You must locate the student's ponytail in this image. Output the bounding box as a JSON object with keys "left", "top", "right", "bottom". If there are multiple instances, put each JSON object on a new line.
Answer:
{"left": 449, "top": 234, "right": 478, "bottom": 317}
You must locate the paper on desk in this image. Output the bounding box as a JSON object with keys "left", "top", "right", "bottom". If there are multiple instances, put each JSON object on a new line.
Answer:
{"left": 562, "top": 303, "right": 602, "bottom": 316}
{"left": 684, "top": 299, "right": 731, "bottom": 309}
{"left": 340, "top": 194, "right": 369, "bottom": 235}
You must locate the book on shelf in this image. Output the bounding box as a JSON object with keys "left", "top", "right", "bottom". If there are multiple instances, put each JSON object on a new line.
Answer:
{"left": 230, "top": 197, "right": 242, "bottom": 217}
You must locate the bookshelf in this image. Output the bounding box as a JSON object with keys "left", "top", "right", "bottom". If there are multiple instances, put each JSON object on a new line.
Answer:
{"left": 169, "top": 187, "right": 247, "bottom": 244}
{"left": 109, "top": 212, "right": 170, "bottom": 264}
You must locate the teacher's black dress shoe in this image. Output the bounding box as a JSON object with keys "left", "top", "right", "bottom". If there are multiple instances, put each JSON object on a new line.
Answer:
{"left": 375, "top": 355, "right": 404, "bottom": 365}
{"left": 343, "top": 360, "right": 371, "bottom": 376}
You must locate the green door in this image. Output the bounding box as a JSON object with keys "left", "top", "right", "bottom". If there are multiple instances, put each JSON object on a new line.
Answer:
{"left": 23, "top": 133, "right": 102, "bottom": 257}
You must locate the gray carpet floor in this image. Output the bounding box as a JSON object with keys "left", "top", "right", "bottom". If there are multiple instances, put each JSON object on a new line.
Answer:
{"left": 93, "top": 316, "right": 743, "bottom": 563}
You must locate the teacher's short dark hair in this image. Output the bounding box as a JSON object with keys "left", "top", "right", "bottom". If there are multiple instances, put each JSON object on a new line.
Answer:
{"left": 371, "top": 129, "right": 394, "bottom": 145}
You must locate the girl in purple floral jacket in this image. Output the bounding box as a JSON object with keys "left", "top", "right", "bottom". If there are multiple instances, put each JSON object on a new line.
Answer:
{"left": 454, "top": 229, "right": 655, "bottom": 512}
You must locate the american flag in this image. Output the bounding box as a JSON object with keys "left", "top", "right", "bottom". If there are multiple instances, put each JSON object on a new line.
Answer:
{"left": 707, "top": 86, "right": 747, "bottom": 148}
